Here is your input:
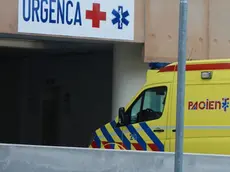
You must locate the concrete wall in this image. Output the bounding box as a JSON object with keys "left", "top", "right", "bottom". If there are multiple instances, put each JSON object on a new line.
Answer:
{"left": 1, "top": 144, "right": 230, "bottom": 172}
{"left": 112, "top": 43, "right": 148, "bottom": 119}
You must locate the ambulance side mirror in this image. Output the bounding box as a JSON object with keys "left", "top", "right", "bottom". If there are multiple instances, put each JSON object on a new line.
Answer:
{"left": 118, "top": 107, "right": 128, "bottom": 125}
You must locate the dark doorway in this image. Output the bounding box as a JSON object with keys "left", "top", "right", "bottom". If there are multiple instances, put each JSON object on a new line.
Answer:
{"left": 42, "top": 87, "right": 60, "bottom": 146}
{"left": 0, "top": 45, "right": 113, "bottom": 147}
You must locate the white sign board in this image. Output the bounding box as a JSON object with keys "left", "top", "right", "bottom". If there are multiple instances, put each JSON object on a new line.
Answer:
{"left": 18, "top": 0, "right": 135, "bottom": 40}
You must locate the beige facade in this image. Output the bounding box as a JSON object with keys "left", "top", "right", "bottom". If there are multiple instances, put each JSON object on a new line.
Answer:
{"left": 145, "top": 0, "right": 230, "bottom": 62}
{"left": 1, "top": 0, "right": 230, "bottom": 62}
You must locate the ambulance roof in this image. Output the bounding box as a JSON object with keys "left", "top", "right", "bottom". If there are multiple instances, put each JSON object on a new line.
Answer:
{"left": 167, "top": 58, "right": 230, "bottom": 67}
{"left": 158, "top": 58, "right": 230, "bottom": 73}
{"left": 146, "top": 59, "right": 230, "bottom": 85}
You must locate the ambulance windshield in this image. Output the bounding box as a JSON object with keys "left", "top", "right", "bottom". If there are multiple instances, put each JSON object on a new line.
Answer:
{"left": 129, "top": 86, "right": 167, "bottom": 124}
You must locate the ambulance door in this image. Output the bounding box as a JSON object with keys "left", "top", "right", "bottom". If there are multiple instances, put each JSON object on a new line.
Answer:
{"left": 121, "top": 84, "right": 171, "bottom": 151}
{"left": 169, "top": 82, "right": 230, "bottom": 154}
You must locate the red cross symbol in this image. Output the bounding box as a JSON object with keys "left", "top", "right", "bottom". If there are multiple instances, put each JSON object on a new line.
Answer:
{"left": 86, "top": 3, "right": 106, "bottom": 28}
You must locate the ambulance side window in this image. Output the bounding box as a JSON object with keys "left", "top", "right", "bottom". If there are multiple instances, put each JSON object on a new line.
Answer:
{"left": 130, "top": 96, "right": 143, "bottom": 124}
{"left": 127, "top": 86, "right": 167, "bottom": 124}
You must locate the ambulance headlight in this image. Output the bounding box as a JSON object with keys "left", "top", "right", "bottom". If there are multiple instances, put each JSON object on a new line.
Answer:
{"left": 201, "top": 71, "right": 212, "bottom": 80}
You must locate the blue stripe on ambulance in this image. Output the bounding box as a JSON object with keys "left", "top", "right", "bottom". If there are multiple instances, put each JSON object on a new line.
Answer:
{"left": 101, "top": 126, "right": 115, "bottom": 148}
{"left": 139, "top": 122, "right": 164, "bottom": 151}
{"left": 110, "top": 120, "right": 117, "bottom": 128}
{"left": 93, "top": 132, "right": 101, "bottom": 148}
{"left": 127, "top": 125, "right": 147, "bottom": 150}
{"left": 110, "top": 121, "right": 131, "bottom": 150}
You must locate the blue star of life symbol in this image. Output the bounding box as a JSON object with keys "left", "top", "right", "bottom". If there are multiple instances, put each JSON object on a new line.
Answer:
{"left": 111, "top": 6, "right": 130, "bottom": 29}
{"left": 222, "top": 98, "right": 229, "bottom": 112}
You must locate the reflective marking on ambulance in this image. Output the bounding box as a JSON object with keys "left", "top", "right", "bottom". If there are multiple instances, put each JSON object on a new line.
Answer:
{"left": 90, "top": 123, "right": 230, "bottom": 151}
{"left": 90, "top": 120, "right": 164, "bottom": 151}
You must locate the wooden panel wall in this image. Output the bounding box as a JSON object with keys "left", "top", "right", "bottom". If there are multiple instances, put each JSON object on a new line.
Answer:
{"left": 145, "top": 0, "right": 230, "bottom": 62}
{"left": 145, "top": 0, "right": 209, "bottom": 62}
{"left": 0, "top": 0, "right": 18, "bottom": 33}
{"left": 209, "top": 0, "right": 230, "bottom": 59}
{"left": 2, "top": 0, "right": 230, "bottom": 62}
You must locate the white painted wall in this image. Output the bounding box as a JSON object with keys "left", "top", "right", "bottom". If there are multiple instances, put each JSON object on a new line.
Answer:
{"left": 112, "top": 43, "right": 148, "bottom": 119}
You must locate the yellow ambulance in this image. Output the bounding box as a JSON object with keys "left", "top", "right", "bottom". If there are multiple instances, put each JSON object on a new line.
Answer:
{"left": 89, "top": 59, "right": 230, "bottom": 155}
